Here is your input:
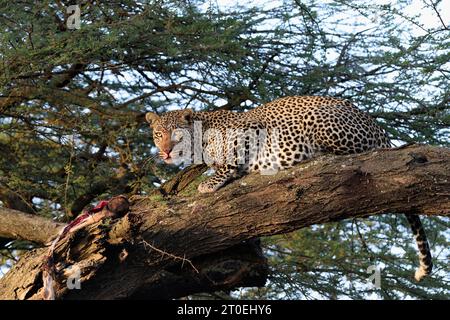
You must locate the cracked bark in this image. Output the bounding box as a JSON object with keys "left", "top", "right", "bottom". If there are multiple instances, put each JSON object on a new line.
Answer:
{"left": 0, "top": 144, "right": 448, "bottom": 299}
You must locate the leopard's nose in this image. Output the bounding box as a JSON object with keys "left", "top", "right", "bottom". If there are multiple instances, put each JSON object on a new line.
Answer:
{"left": 161, "top": 148, "right": 173, "bottom": 159}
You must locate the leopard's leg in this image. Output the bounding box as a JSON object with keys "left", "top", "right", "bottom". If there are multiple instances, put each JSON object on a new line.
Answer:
{"left": 198, "top": 164, "right": 238, "bottom": 193}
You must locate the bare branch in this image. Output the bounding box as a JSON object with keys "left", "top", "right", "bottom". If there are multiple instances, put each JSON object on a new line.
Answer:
{"left": 0, "top": 207, "right": 63, "bottom": 244}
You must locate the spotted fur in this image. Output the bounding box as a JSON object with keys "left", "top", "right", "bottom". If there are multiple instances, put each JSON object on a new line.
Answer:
{"left": 146, "top": 95, "right": 432, "bottom": 280}
{"left": 405, "top": 214, "right": 433, "bottom": 281}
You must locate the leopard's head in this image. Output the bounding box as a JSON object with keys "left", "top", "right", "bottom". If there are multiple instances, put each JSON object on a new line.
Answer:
{"left": 145, "top": 109, "right": 194, "bottom": 164}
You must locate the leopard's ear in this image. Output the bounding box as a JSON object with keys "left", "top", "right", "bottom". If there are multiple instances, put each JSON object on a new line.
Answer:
{"left": 145, "top": 112, "right": 160, "bottom": 128}
{"left": 180, "top": 109, "right": 194, "bottom": 125}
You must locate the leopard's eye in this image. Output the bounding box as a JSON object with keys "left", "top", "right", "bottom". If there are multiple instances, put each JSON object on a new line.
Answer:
{"left": 154, "top": 132, "right": 163, "bottom": 139}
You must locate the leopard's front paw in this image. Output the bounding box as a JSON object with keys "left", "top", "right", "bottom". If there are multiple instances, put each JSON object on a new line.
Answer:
{"left": 197, "top": 181, "right": 219, "bottom": 193}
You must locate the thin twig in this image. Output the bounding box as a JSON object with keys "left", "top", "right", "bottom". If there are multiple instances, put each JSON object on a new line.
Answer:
{"left": 140, "top": 239, "right": 199, "bottom": 274}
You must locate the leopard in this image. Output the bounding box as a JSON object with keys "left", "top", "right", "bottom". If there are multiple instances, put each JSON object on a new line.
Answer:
{"left": 145, "top": 95, "right": 432, "bottom": 281}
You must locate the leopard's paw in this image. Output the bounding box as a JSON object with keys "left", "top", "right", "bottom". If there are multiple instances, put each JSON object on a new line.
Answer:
{"left": 198, "top": 182, "right": 219, "bottom": 193}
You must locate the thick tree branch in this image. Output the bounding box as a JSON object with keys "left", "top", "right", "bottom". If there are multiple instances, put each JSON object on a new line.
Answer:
{"left": 0, "top": 144, "right": 448, "bottom": 299}
{"left": 158, "top": 164, "right": 208, "bottom": 195}
{"left": 0, "top": 207, "right": 64, "bottom": 244}
{"left": 128, "top": 239, "right": 268, "bottom": 300}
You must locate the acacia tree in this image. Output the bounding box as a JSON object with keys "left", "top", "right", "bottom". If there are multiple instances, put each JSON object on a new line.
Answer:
{"left": 0, "top": 0, "right": 449, "bottom": 299}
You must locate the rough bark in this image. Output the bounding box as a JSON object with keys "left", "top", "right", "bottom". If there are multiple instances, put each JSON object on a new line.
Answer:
{"left": 158, "top": 164, "right": 208, "bottom": 195}
{"left": 0, "top": 207, "right": 64, "bottom": 244}
{"left": 0, "top": 144, "right": 448, "bottom": 300}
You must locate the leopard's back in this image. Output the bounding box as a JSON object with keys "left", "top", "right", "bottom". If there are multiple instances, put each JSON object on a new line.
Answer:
{"left": 234, "top": 96, "right": 391, "bottom": 171}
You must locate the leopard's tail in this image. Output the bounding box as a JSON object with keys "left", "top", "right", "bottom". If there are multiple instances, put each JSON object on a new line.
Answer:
{"left": 405, "top": 214, "right": 433, "bottom": 281}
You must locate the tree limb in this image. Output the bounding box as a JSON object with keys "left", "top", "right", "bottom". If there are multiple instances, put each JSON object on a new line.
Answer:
{"left": 0, "top": 207, "right": 64, "bottom": 244}
{"left": 0, "top": 144, "right": 448, "bottom": 299}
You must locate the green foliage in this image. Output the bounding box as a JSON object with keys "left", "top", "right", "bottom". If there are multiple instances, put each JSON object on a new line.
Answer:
{"left": 0, "top": 0, "right": 448, "bottom": 299}
{"left": 240, "top": 216, "right": 449, "bottom": 299}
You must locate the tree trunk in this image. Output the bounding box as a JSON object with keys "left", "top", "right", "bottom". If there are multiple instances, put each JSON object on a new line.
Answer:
{"left": 0, "top": 144, "right": 448, "bottom": 299}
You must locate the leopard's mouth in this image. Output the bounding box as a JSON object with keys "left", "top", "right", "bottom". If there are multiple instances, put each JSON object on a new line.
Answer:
{"left": 159, "top": 152, "right": 174, "bottom": 164}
